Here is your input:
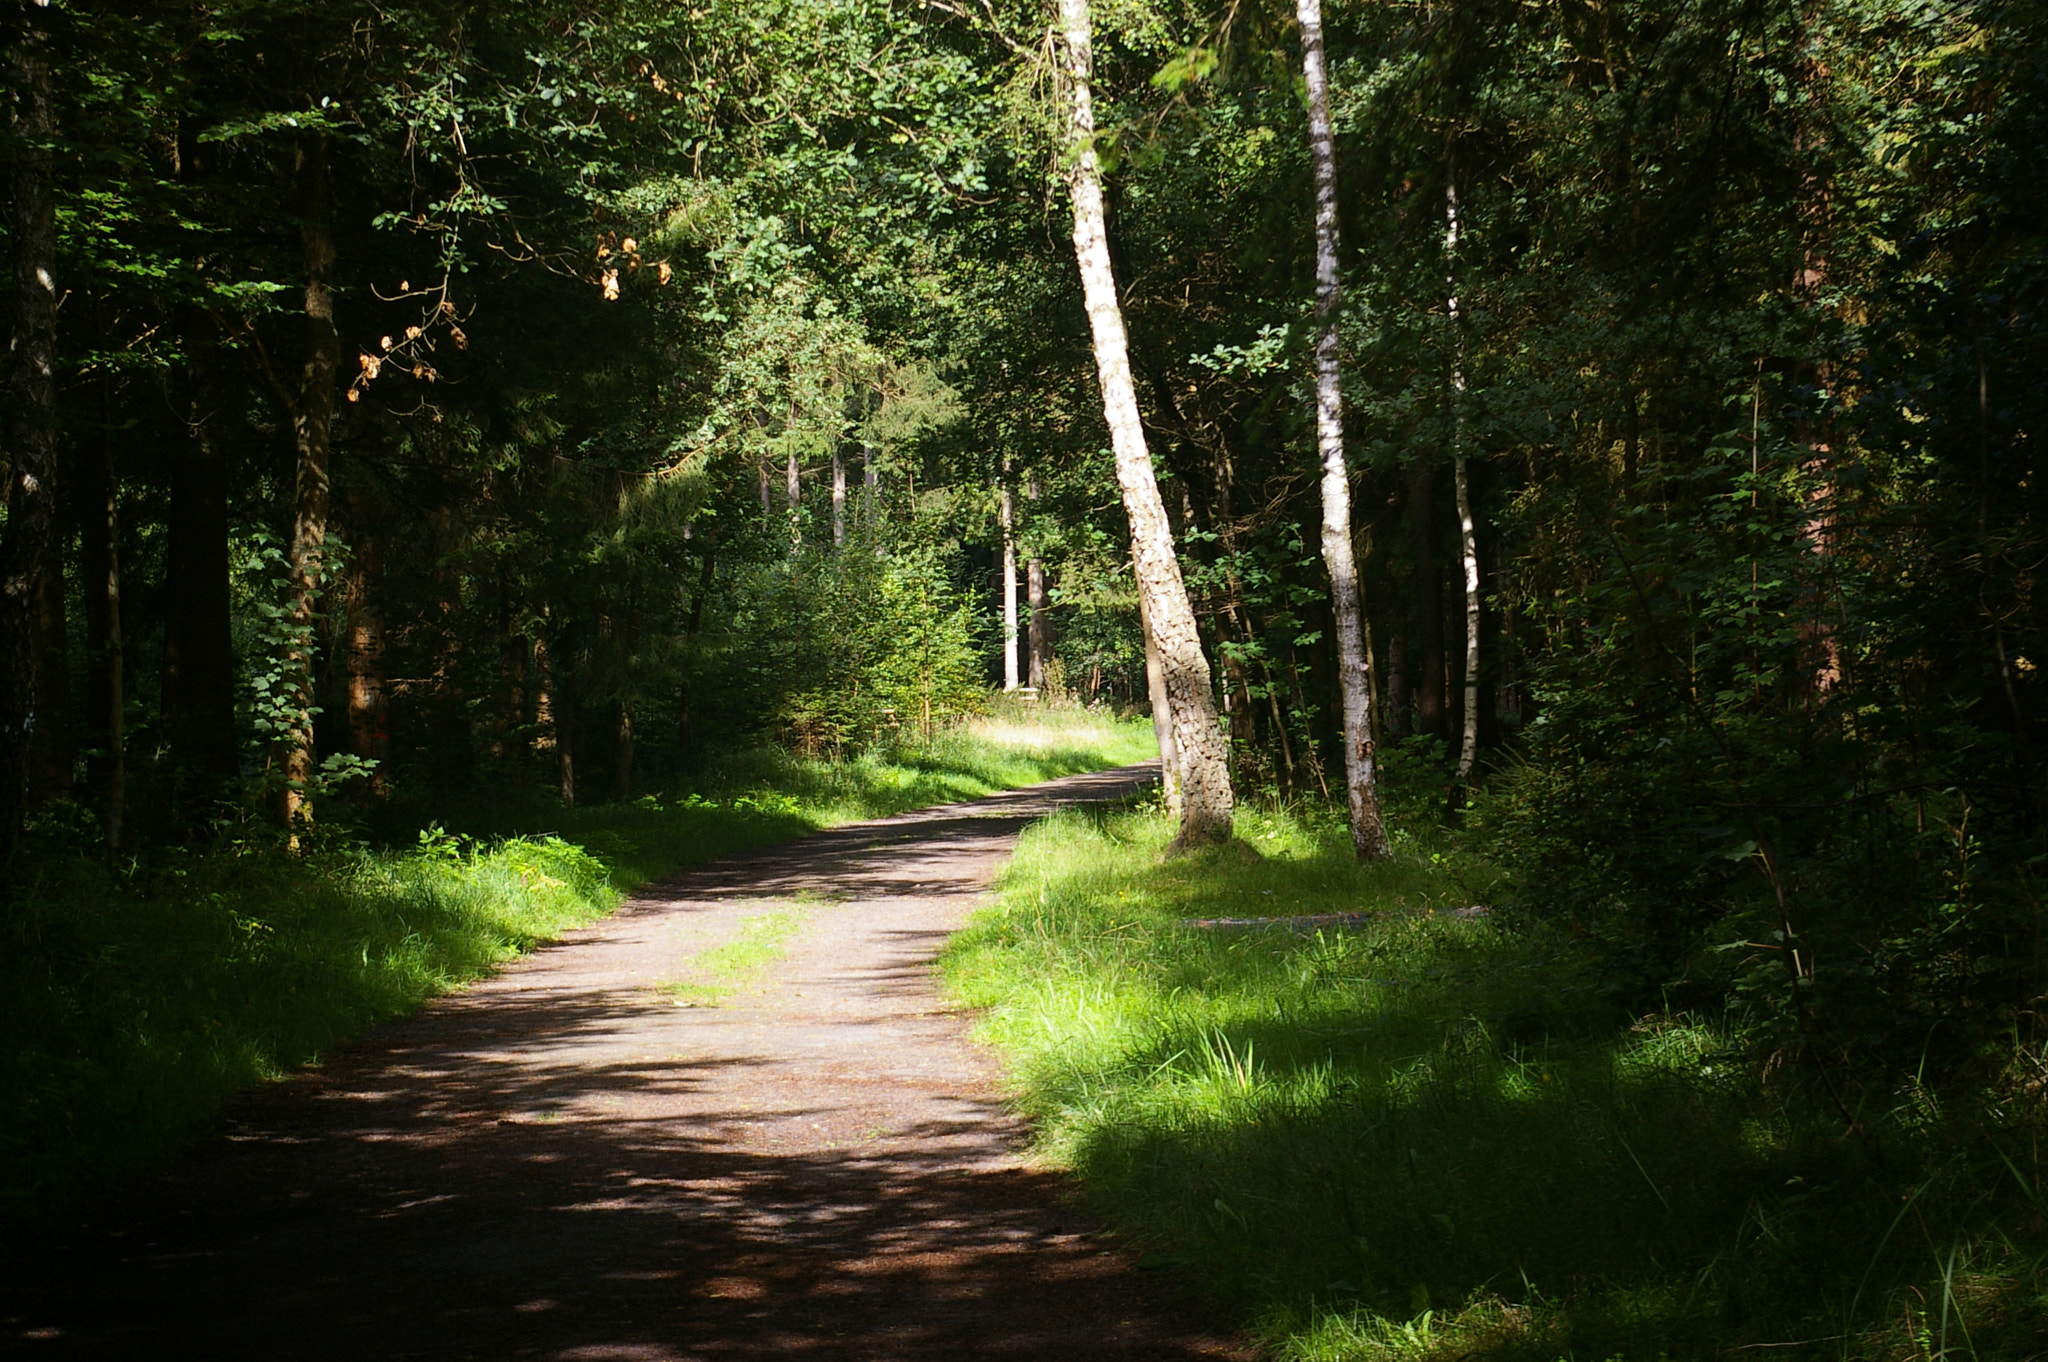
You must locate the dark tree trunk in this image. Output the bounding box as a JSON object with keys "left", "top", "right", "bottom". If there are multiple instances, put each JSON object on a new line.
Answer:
{"left": 344, "top": 539, "right": 389, "bottom": 801}
{"left": 163, "top": 395, "right": 239, "bottom": 804}
{"left": 1410, "top": 460, "right": 1447, "bottom": 741}
{"left": 1027, "top": 556, "right": 1051, "bottom": 690}
{"left": 0, "top": 9, "right": 61, "bottom": 869}
{"left": 28, "top": 553, "right": 70, "bottom": 802}
{"left": 282, "top": 134, "right": 340, "bottom": 837}
{"left": 79, "top": 426, "right": 124, "bottom": 848}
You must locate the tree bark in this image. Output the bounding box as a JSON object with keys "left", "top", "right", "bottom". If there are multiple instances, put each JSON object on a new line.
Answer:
{"left": 831, "top": 445, "right": 847, "bottom": 547}
{"left": 344, "top": 540, "right": 390, "bottom": 801}
{"left": 28, "top": 552, "right": 69, "bottom": 802}
{"left": 79, "top": 424, "right": 124, "bottom": 849}
{"left": 1137, "top": 587, "right": 1182, "bottom": 822}
{"left": 1446, "top": 175, "right": 1481, "bottom": 797}
{"left": 282, "top": 134, "right": 340, "bottom": 839}
{"left": 0, "top": 7, "right": 60, "bottom": 869}
{"left": 164, "top": 391, "right": 239, "bottom": 805}
{"left": 1298, "top": 0, "right": 1388, "bottom": 858}
{"left": 1000, "top": 466, "right": 1019, "bottom": 691}
{"left": 1410, "top": 460, "right": 1447, "bottom": 740}
{"left": 1026, "top": 473, "right": 1051, "bottom": 689}
{"left": 1027, "top": 557, "right": 1050, "bottom": 690}
{"left": 1060, "top": 0, "right": 1231, "bottom": 846}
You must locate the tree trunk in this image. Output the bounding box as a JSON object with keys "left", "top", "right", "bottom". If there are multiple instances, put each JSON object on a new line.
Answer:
{"left": 1446, "top": 176, "right": 1481, "bottom": 798}
{"left": 1298, "top": 0, "right": 1388, "bottom": 858}
{"left": 1000, "top": 467, "right": 1019, "bottom": 691}
{"left": 1137, "top": 587, "right": 1182, "bottom": 821}
{"left": 282, "top": 134, "right": 340, "bottom": 839}
{"left": 551, "top": 640, "right": 577, "bottom": 808}
{"left": 1027, "top": 557, "right": 1050, "bottom": 690}
{"left": 344, "top": 541, "right": 390, "bottom": 801}
{"left": 832, "top": 445, "right": 847, "bottom": 547}
{"left": 1410, "top": 460, "right": 1447, "bottom": 740}
{"left": 1387, "top": 632, "right": 1410, "bottom": 739}
{"left": 1027, "top": 474, "right": 1051, "bottom": 689}
{"left": 28, "top": 553, "right": 69, "bottom": 803}
{"left": 0, "top": 7, "right": 59, "bottom": 869}
{"left": 164, "top": 392, "right": 239, "bottom": 806}
{"left": 1060, "top": 0, "right": 1231, "bottom": 847}
{"left": 79, "top": 425, "right": 124, "bottom": 849}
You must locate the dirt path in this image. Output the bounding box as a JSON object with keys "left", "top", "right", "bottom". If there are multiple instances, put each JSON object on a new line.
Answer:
{"left": 3, "top": 765, "right": 1253, "bottom": 1361}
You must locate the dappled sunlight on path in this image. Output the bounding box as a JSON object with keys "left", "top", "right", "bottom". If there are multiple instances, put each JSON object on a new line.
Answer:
{"left": 3, "top": 764, "right": 1252, "bottom": 1361}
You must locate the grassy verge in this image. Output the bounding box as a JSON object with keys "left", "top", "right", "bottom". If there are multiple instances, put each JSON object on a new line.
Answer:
{"left": 942, "top": 799, "right": 2048, "bottom": 1361}
{"left": 0, "top": 707, "right": 1152, "bottom": 1223}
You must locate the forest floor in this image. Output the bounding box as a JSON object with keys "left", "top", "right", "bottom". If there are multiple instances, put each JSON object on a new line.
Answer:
{"left": 0, "top": 764, "right": 1254, "bottom": 1361}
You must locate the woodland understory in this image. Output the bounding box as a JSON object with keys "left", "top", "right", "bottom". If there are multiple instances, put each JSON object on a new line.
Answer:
{"left": 2, "top": 0, "right": 2046, "bottom": 1355}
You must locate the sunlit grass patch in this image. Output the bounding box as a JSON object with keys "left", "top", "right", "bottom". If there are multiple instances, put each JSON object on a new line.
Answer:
{"left": 943, "top": 799, "right": 2048, "bottom": 1360}
{"left": 660, "top": 903, "right": 814, "bottom": 1006}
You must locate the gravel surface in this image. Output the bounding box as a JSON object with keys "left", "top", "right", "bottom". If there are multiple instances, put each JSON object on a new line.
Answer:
{"left": 3, "top": 763, "right": 1255, "bottom": 1361}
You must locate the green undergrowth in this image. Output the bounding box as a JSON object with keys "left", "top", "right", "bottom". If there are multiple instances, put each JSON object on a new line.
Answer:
{"left": 942, "top": 800, "right": 2048, "bottom": 1361}
{"left": 0, "top": 707, "right": 1151, "bottom": 1224}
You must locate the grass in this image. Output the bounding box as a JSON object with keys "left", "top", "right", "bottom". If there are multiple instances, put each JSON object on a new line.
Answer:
{"left": 0, "top": 705, "right": 1152, "bottom": 1224}
{"left": 660, "top": 899, "right": 819, "bottom": 1006}
{"left": 941, "top": 796, "right": 2048, "bottom": 1361}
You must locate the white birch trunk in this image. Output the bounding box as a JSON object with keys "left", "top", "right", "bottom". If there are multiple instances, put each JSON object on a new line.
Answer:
{"left": 1060, "top": 0, "right": 1231, "bottom": 845}
{"left": 1001, "top": 469, "right": 1019, "bottom": 690}
{"left": 1298, "top": 0, "right": 1388, "bottom": 859}
{"left": 1446, "top": 176, "right": 1481, "bottom": 791}
{"left": 832, "top": 446, "right": 846, "bottom": 547}
{"left": 1137, "top": 587, "right": 1182, "bottom": 821}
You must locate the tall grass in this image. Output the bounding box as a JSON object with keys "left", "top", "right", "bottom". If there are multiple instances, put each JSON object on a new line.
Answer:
{"left": 942, "top": 800, "right": 2048, "bottom": 1361}
{"left": 0, "top": 707, "right": 1153, "bottom": 1223}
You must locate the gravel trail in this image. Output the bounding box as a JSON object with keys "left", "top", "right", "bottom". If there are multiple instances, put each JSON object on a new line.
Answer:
{"left": 3, "top": 763, "right": 1253, "bottom": 1361}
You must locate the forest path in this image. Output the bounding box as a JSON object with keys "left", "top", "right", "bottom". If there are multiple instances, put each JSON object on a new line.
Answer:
{"left": 4, "top": 763, "right": 1252, "bottom": 1362}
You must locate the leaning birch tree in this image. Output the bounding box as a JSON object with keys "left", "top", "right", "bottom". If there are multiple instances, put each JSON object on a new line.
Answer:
{"left": 1297, "top": 0, "right": 1389, "bottom": 859}
{"left": 1057, "top": 0, "right": 1231, "bottom": 846}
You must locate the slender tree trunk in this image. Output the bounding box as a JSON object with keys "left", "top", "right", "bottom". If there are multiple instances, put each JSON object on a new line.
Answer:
{"left": 0, "top": 6, "right": 59, "bottom": 869}
{"left": 832, "top": 445, "right": 847, "bottom": 547}
{"left": 164, "top": 391, "right": 239, "bottom": 805}
{"left": 282, "top": 134, "right": 340, "bottom": 839}
{"left": 1001, "top": 466, "right": 1019, "bottom": 691}
{"left": 1060, "top": 0, "right": 1231, "bottom": 846}
{"left": 1387, "top": 632, "right": 1410, "bottom": 739}
{"left": 786, "top": 445, "right": 801, "bottom": 549}
{"left": 28, "top": 556, "right": 69, "bottom": 802}
{"left": 1298, "top": 0, "right": 1388, "bottom": 858}
{"left": 1447, "top": 176, "right": 1481, "bottom": 798}
{"left": 1410, "top": 460, "right": 1447, "bottom": 740}
{"left": 80, "top": 424, "right": 124, "bottom": 849}
{"left": 551, "top": 640, "right": 577, "bottom": 808}
{"left": 616, "top": 700, "right": 634, "bottom": 803}
{"left": 1027, "top": 557, "right": 1050, "bottom": 690}
{"left": 1027, "top": 474, "right": 1051, "bottom": 689}
{"left": 344, "top": 542, "right": 390, "bottom": 801}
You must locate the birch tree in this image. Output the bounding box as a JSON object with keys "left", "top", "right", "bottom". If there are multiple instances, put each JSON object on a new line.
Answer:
{"left": 1446, "top": 174, "right": 1480, "bottom": 803}
{"left": 1058, "top": 0, "right": 1231, "bottom": 846}
{"left": 1297, "top": 0, "right": 1388, "bottom": 859}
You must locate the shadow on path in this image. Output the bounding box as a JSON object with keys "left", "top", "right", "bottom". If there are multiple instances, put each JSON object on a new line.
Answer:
{"left": 2, "top": 763, "right": 1253, "bottom": 1361}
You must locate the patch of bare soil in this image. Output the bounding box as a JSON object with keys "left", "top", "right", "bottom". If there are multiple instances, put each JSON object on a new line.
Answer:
{"left": 2, "top": 765, "right": 1257, "bottom": 1361}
